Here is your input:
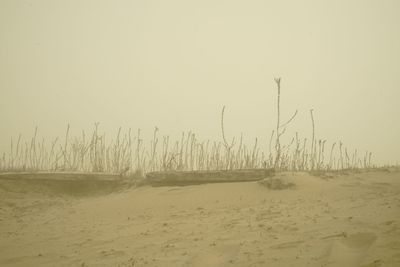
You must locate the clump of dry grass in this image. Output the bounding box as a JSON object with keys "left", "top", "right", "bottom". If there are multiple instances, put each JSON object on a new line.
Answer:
{"left": 0, "top": 127, "right": 376, "bottom": 174}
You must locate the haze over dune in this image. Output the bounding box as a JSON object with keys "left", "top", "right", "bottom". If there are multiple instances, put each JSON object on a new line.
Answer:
{"left": 1, "top": 2, "right": 400, "bottom": 267}
{"left": 1, "top": 0, "right": 400, "bottom": 165}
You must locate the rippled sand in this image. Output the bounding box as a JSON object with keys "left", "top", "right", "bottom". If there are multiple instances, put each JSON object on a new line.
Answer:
{"left": 1, "top": 169, "right": 399, "bottom": 267}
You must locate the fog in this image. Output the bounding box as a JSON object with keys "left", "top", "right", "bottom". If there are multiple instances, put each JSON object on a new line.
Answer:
{"left": 1, "top": 0, "right": 399, "bottom": 165}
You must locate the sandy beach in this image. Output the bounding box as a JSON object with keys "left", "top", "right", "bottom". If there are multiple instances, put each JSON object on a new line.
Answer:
{"left": 1, "top": 169, "right": 399, "bottom": 267}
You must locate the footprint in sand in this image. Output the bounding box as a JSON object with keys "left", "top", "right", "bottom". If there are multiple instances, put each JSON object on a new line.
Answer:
{"left": 270, "top": 240, "right": 304, "bottom": 249}
{"left": 325, "top": 232, "right": 377, "bottom": 267}
{"left": 99, "top": 249, "right": 125, "bottom": 258}
{"left": 189, "top": 243, "right": 240, "bottom": 267}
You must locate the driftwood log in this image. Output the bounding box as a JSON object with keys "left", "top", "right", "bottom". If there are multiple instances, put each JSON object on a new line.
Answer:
{"left": 142, "top": 168, "right": 275, "bottom": 186}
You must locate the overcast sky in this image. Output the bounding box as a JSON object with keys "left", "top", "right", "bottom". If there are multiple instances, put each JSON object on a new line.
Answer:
{"left": 1, "top": 0, "right": 399, "bottom": 165}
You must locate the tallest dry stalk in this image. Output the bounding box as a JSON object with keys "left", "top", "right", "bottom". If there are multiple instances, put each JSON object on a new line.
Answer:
{"left": 274, "top": 78, "right": 281, "bottom": 168}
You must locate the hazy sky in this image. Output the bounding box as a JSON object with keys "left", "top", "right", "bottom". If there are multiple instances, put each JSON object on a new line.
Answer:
{"left": 1, "top": 0, "right": 399, "bottom": 165}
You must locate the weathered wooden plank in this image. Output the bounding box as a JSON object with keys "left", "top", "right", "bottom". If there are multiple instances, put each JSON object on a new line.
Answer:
{"left": 0, "top": 172, "right": 125, "bottom": 181}
{"left": 142, "top": 169, "right": 275, "bottom": 186}
{"left": 0, "top": 172, "right": 136, "bottom": 197}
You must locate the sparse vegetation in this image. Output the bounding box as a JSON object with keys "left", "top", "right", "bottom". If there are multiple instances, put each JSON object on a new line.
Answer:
{"left": 0, "top": 79, "right": 374, "bottom": 175}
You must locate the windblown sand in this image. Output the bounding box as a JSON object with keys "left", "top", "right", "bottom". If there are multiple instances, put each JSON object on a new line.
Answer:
{"left": 1, "top": 170, "right": 399, "bottom": 267}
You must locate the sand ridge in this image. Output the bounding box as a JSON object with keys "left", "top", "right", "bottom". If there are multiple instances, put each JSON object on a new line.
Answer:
{"left": 0, "top": 170, "right": 399, "bottom": 266}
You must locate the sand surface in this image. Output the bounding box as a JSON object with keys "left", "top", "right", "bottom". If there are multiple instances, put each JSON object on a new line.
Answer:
{"left": 1, "top": 170, "right": 400, "bottom": 267}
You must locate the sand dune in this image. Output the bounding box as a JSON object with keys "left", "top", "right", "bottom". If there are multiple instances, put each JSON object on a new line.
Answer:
{"left": 1, "top": 170, "right": 399, "bottom": 267}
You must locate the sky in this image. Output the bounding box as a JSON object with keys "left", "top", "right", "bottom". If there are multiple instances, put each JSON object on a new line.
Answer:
{"left": 1, "top": 0, "right": 399, "bottom": 165}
